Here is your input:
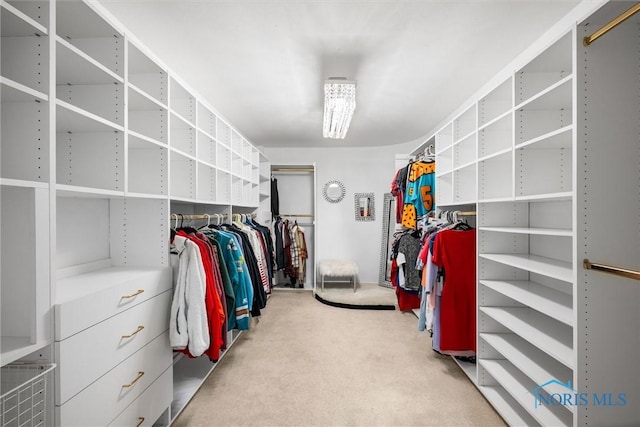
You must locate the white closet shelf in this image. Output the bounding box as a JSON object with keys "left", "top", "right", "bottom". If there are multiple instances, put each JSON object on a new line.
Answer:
{"left": 477, "top": 196, "right": 515, "bottom": 204}
{"left": 515, "top": 75, "right": 573, "bottom": 111}
{"left": 480, "top": 359, "right": 572, "bottom": 426}
{"left": 480, "top": 333, "right": 574, "bottom": 412}
{"left": 435, "top": 145, "right": 453, "bottom": 156}
{"left": 480, "top": 279, "right": 573, "bottom": 325}
{"left": 124, "top": 192, "right": 168, "bottom": 200}
{"left": 452, "top": 357, "right": 477, "bottom": 383}
{"left": 56, "top": 101, "right": 124, "bottom": 133}
{"left": 129, "top": 131, "right": 168, "bottom": 149}
{"left": 229, "top": 170, "right": 244, "bottom": 180}
{"left": 479, "top": 226, "right": 572, "bottom": 237}
{"left": 170, "top": 110, "right": 196, "bottom": 129}
{"left": 197, "top": 159, "right": 216, "bottom": 170}
{"left": 479, "top": 253, "right": 572, "bottom": 283}
{"left": 171, "top": 329, "right": 243, "bottom": 423}
{"left": 216, "top": 137, "right": 231, "bottom": 153}
{"left": 128, "top": 83, "right": 167, "bottom": 111}
{"left": 480, "top": 307, "right": 573, "bottom": 368}
{"left": 477, "top": 147, "right": 512, "bottom": 163}
{"left": 452, "top": 160, "right": 476, "bottom": 173}
{"left": 1, "top": 77, "right": 48, "bottom": 102}
{"left": 1, "top": 0, "right": 48, "bottom": 36}
{"left": 1, "top": 178, "right": 49, "bottom": 189}
{"left": 514, "top": 191, "right": 572, "bottom": 202}
{"left": 169, "top": 148, "right": 197, "bottom": 162}
{"left": 197, "top": 128, "right": 215, "bottom": 142}
{"left": 453, "top": 130, "right": 476, "bottom": 146}
{"left": 57, "top": 0, "right": 122, "bottom": 40}
{"left": 56, "top": 184, "right": 125, "bottom": 198}
{"left": 128, "top": 83, "right": 168, "bottom": 110}
{"left": 453, "top": 197, "right": 477, "bottom": 206}
{"left": 56, "top": 37, "right": 123, "bottom": 85}
{"left": 169, "top": 195, "right": 197, "bottom": 204}
{"left": 217, "top": 166, "right": 232, "bottom": 175}
{"left": 515, "top": 125, "right": 573, "bottom": 151}
{"left": 478, "top": 385, "right": 539, "bottom": 427}
{"left": 478, "top": 110, "right": 512, "bottom": 132}
{"left": 1, "top": 337, "right": 52, "bottom": 366}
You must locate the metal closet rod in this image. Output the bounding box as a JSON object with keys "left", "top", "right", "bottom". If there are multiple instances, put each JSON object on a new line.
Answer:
{"left": 170, "top": 213, "right": 229, "bottom": 220}
{"left": 583, "top": 259, "right": 640, "bottom": 281}
{"left": 583, "top": 2, "right": 640, "bottom": 46}
{"left": 271, "top": 167, "right": 315, "bottom": 172}
{"left": 278, "top": 213, "right": 314, "bottom": 218}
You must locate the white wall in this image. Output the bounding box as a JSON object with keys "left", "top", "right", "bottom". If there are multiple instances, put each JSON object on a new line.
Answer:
{"left": 263, "top": 139, "right": 417, "bottom": 284}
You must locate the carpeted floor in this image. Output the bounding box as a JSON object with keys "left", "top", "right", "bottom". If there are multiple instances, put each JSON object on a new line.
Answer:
{"left": 173, "top": 290, "right": 506, "bottom": 427}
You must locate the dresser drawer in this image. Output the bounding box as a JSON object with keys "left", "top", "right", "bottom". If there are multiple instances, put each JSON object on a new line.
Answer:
{"left": 108, "top": 367, "right": 172, "bottom": 427}
{"left": 57, "top": 332, "right": 172, "bottom": 427}
{"left": 55, "top": 291, "right": 172, "bottom": 405}
{"left": 55, "top": 266, "right": 172, "bottom": 340}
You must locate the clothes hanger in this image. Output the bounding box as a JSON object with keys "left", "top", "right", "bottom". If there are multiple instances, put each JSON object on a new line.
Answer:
{"left": 198, "top": 214, "right": 211, "bottom": 230}
{"left": 424, "top": 144, "right": 435, "bottom": 162}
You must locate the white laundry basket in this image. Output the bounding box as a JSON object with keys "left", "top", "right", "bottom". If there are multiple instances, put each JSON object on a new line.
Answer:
{"left": 1, "top": 363, "right": 56, "bottom": 427}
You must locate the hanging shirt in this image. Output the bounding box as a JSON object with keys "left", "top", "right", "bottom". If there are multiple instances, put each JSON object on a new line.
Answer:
{"left": 431, "top": 228, "right": 476, "bottom": 353}
{"left": 401, "top": 161, "right": 435, "bottom": 229}
{"left": 396, "top": 232, "right": 422, "bottom": 292}
{"left": 271, "top": 177, "right": 280, "bottom": 217}
{"left": 212, "top": 229, "right": 253, "bottom": 330}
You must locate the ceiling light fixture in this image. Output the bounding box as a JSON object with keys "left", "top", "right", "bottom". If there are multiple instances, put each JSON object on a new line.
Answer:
{"left": 323, "top": 78, "right": 356, "bottom": 139}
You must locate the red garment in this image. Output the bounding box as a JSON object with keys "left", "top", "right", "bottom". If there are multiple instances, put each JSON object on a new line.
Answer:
{"left": 390, "top": 258, "right": 421, "bottom": 311}
{"left": 431, "top": 229, "right": 476, "bottom": 352}
{"left": 395, "top": 286, "right": 421, "bottom": 311}
{"left": 198, "top": 232, "right": 228, "bottom": 351}
{"left": 390, "top": 169, "right": 404, "bottom": 224}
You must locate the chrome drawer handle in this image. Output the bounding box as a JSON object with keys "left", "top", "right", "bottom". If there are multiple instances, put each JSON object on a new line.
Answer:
{"left": 122, "top": 371, "right": 144, "bottom": 388}
{"left": 121, "top": 289, "right": 144, "bottom": 299}
{"left": 121, "top": 325, "right": 144, "bottom": 339}
{"left": 136, "top": 417, "right": 145, "bottom": 427}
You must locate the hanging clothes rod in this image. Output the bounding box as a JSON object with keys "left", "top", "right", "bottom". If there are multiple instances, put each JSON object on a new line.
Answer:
{"left": 583, "top": 259, "right": 640, "bottom": 281}
{"left": 271, "top": 167, "right": 315, "bottom": 172}
{"left": 583, "top": 2, "right": 640, "bottom": 46}
{"left": 170, "top": 213, "right": 229, "bottom": 220}
{"left": 278, "top": 213, "right": 314, "bottom": 218}
{"left": 456, "top": 211, "right": 477, "bottom": 216}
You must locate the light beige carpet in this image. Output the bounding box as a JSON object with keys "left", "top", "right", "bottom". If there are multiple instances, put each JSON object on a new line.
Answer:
{"left": 173, "top": 290, "right": 506, "bottom": 427}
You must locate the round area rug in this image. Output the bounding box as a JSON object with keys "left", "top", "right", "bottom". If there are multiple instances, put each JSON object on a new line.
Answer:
{"left": 314, "top": 282, "right": 396, "bottom": 310}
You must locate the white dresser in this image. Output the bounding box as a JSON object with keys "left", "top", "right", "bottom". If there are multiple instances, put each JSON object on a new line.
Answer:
{"left": 54, "top": 267, "right": 173, "bottom": 426}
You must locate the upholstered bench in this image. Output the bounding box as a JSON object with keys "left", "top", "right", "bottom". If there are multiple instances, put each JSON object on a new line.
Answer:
{"left": 318, "top": 259, "right": 358, "bottom": 292}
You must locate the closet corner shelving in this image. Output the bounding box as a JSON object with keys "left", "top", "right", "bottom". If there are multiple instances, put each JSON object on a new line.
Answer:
{"left": 1, "top": 0, "right": 52, "bottom": 368}
{"left": 1, "top": 0, "right": 269, "bottom": 425}
{"left": 412, "top": 1, "right": 640, "bottom": 425}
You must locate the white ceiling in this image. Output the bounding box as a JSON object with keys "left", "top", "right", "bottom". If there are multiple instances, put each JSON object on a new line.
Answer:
{"left": 96, "top": 0, "right": 585, "bottom": 148}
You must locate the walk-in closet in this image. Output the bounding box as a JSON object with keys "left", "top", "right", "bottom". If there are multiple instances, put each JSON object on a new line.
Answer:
{"left": 1, "top": 0, "right": 638, "bottom": 426}
{"left": 270, "top": 165, "right": 316, "bottom": 290}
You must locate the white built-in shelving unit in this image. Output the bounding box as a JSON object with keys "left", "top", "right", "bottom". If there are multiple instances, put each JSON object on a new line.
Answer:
{"left": 1, "top": 0, "right": 266, "bottom": 425}
{"left": 410, "top": 1, "right": 640, "bottom": 425}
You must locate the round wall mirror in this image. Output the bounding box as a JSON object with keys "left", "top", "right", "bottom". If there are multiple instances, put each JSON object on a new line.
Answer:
{"left": 323, "top": 180, "right": 345, "bottom": 203}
